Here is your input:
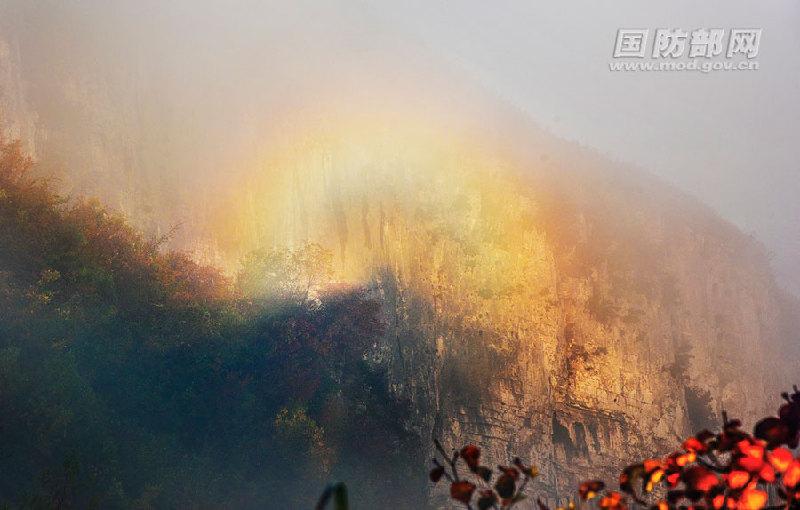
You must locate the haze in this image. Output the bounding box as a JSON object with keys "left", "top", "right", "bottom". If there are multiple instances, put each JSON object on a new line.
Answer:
{"left": 1, "top": 0, "right": 797, "bottom": 294}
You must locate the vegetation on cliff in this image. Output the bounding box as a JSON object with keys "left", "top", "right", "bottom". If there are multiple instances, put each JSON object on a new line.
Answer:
{"left": 2, "top": 123, "right": 797, "bottom": 509}
{"left": 0, "top": 135, "right": 425, "bottom": 508}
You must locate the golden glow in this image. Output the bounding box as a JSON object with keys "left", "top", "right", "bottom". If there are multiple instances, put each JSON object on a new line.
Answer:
{"left": 204, "top": 111, "right": 561, "bottom": 351}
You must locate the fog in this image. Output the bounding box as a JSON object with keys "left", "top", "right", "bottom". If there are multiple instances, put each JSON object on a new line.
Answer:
{"left": 1, "top": 0, "right": 798, "bottom": 294}
{"left": 1, "top": 3, "right": 799, "bottom": 506}
{"left": 381, "top": 0, "right": 800, "bottom": 296}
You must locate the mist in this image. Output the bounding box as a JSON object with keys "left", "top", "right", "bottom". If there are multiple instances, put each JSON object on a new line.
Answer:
{"left": 2, "top": 2, "right": 800, "bottom": 507}
{"left": 1, "top": 0, "right": 796, "bottom": 293}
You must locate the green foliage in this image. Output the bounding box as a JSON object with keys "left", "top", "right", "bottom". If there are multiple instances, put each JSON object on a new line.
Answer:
{"left": 0, "top": 136, "right": 425, "bottom": 508}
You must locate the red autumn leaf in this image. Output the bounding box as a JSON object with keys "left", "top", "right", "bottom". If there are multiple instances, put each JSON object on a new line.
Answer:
{"left": 778, "top": 390, "right": 800, "bottom": 443}
{"left": 767, "top": 447, "right": 793, "bottom": 473}
{"left": 643, "top": 459, "right": 664, "bottom": 473}
{"left": 645, "top": 468, "right": 665, "bottom": 492}
{"left": 477, "top": 489, "right": 498, "bottom": 510}
{"left": 494, "top": 473, "right": 516, "bottom": 499}
{"left": 450, "top": 480, "right": 476, "bottom": 504}
{"left": 753, "top": 417, "right": 789, "bottom": 448}
{"left": 429, "top": 466, "right": 445, "bottom": 483}
{"left": 737, "top": 457, "right": 764, "bottom": 473}
{"left": 737, "top": 439, "right": 765, "bottom": 460}
{"left": 726, "top": 470, "right": 750, "bottom": 489}
{"left": 784, "top": 460, "right": 800, "bottom": 489}
{"left": 682, "top": 465, "right": 719, "bottom": 493}
{"left": 497, "top": 465, "right": 520, "bottom": 480}
{"left": 666, "top": 473, "right": 681, "bottom": 487}
{"left": 460, "top": 445, "right": 481, "bottom": 471}
{"left": 718, "top": 419, "right": 749, "bottom": 451}
{"left": 757, "top": 463, "right": 775, "bottom": 483}
{"left": 579, "top": 480, "right": 605, "bottom": 500}
{"left": 736, "top": 488, "right": 767, "bottom": 510}
{"left": 676, "top": 451, "right": 697, "bottom": 467}
{"left": 599, "top": 490, "right": 626, "bottom": 510}
{"left": 683, "top": 436, "right": 708, "bottom": 453}
{"left": 736, "top": 439, "right": 765, "bottom": 473}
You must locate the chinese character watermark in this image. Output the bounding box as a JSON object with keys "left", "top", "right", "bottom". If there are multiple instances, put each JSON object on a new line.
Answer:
{"left": 613, "top": 29, "right": 649, "bottom": 58}
{"left": 610, "top": 27, "right": 762, "bottom": 73}
{"left": 689, "top": 29, "right": 725, "bottom": 58}
{"left": 727, "top": 29, "right": 762, "bottom": 58}
{"left": 652, "top": 28, "right": 688, "bottom": 58}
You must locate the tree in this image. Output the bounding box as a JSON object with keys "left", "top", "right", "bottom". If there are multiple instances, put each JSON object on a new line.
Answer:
{"left": 426, "top": 387, "right": 800, "bottom": 510}
{"left": 236, "top": 243, "right": 333, "bottom": 302}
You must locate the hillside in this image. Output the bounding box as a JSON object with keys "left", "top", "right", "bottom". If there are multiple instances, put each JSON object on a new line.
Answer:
{"left": 0, "top": 135, "right": 425, "bottom": 508}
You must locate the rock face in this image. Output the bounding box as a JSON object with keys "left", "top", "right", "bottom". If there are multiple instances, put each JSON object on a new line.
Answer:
{"left": 207, "top": 126, "right": 799, "bottom": 505}
{"left": 0, "top": 34, "right": 36, "bottom": 154}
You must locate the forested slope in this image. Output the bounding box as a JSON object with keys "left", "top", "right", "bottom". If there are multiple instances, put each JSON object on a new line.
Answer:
{"left": 0, "top": 136, "right": 424, "bottom": 508}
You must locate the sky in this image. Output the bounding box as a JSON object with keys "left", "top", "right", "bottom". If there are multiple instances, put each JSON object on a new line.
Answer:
{"left": 3, "top": 0, "right": 799, "bottom": 294}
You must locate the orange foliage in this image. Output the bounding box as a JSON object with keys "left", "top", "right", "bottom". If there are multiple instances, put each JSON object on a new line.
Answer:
{"left": 431, "top": 387, "right": 800, "bottom": 510}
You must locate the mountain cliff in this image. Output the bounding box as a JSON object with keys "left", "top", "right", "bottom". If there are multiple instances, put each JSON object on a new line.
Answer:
{"left": 205, "top": 121, "right": 800, "bottom": 503}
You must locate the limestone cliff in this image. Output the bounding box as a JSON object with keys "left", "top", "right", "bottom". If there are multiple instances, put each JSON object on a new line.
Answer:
{"left": 205, "top": 124, "right": 799, "bottom": 504}
{"left": 0, "top": 10, "right": 205, "bottom": 250}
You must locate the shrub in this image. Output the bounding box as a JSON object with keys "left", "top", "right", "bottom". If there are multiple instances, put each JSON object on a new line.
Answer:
{"left": 425, "top": 386, "right": 800, "bottom": 510}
